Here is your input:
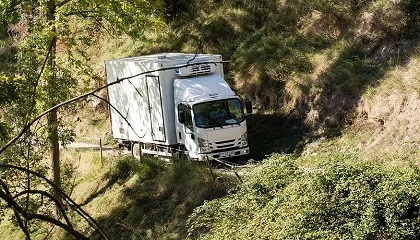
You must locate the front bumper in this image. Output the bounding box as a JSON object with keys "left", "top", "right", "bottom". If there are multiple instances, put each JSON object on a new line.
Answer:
{"left": 194, "top": 146, "right": 250, "bottom": 161}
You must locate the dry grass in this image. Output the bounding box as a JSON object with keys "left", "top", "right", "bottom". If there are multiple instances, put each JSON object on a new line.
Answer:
{"left": 303, "top": 52, "right": 420, "bottom": 164}
{"left": 355, "top": 54, "right": 420, "bottom": 155}
{"left": 309, "top": 41, "right": 346, "bottom": 83}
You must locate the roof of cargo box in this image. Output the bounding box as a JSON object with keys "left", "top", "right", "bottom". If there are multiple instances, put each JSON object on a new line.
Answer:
{"left": 113, "top": 53, "right": 221, "bottom": 65}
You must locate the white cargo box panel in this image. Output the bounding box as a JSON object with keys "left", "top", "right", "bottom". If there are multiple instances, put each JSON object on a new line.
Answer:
{"left": 105, "top": 53, "right": 223, "bottom": 145}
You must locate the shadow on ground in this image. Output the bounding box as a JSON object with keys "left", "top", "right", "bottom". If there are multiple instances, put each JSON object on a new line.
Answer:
{"left": 246, "top": 113, "right": 309, "bottom": 161}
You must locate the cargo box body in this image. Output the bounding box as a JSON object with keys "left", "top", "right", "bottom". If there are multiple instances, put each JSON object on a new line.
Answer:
{"left": 105, "top": 53, "right": 223, "bottom": 147}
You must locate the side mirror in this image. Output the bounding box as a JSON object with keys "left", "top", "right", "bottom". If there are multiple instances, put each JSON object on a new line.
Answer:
{"left": 245, "top": 100, "right": 253, "bottom": 114}
{"left": 179, "top": 111, "right": 186, "bottom": 124}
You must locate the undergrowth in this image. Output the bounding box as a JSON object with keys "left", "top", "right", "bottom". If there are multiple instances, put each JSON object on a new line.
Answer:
{"left": 87, "top": 156, "right": 235, "bottom": 240}
{"left": 2, "top": 0, "right": 418, "bottom": 239}
{"left": 188, "top": 154, "right": 420, "bottom": 240}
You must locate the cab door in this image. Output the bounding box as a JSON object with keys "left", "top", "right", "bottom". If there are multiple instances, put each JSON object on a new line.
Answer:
{"left": 177, "top": 103, "right": 198, "bottom": 155}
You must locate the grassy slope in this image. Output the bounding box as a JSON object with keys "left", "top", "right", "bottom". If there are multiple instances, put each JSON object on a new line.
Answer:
{"left": 0, "top": 148, "right": 234, "bottom": 239}
{"left": 63, "top": 151, "right": 234, "bottom": 240}
{"left": 157, "top": 0, "right": 419, "bottom": 161}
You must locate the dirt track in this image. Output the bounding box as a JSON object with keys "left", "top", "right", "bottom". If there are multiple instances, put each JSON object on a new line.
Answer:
{"left": 61, "top": 142, "right": 115, "bottom": 151}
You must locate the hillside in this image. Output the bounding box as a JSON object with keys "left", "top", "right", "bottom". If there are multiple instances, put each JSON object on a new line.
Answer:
{"left": 175, "top": 1, "right": 420, "bottom": 239}
{"left": 92, "top": 1, "right": 420, "bottom": 239}
{"left": 135, "top": 0, "right": 420, "bottom": 159}
{"left": 1, "top": 0, "right": 419, "bottom": 239}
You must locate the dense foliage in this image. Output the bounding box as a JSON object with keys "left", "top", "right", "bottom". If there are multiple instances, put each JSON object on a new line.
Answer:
{"left": 188, "top": 154, "right": 420, "bottom": 239}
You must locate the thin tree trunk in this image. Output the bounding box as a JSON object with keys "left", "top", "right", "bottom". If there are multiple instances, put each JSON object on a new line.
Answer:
{"left": 46, "top": 0, "right": 62, "bottom": 216}
{"left": 48, "top": 108, "right": 62, "bottom": 214}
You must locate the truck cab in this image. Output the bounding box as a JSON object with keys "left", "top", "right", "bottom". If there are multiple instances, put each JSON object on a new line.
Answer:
{"left": 174, "top": 68, "right": 249, "bottom": 161}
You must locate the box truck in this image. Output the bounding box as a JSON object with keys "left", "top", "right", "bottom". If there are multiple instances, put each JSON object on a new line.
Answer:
{"left": 105, "top": 53, "right": 250, "bottom": 161}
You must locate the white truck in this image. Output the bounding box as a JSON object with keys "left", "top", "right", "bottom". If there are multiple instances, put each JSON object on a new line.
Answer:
{"left": 105, "top": 53, "right": 250, "bottom": 161}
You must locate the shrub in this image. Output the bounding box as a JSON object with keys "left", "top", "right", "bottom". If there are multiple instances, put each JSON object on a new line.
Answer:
{"left": 188, "top": 154, "right": 420, "bottom": 239}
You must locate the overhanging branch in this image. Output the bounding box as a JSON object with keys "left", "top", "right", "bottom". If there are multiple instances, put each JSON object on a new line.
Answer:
{"left": 13, "top": 189, "right": 73, "bottom": 228}
{"left": 0, "top": 61, "right": 228, "bottom": 155}
{"left": 91, "top": 93, "right": 146, "bottom": 139}
{"left": 0, "top": 190, "right": 88, "bottom": 240}
{"left": 0, "top": 179, "right": 31, "bottom": 239}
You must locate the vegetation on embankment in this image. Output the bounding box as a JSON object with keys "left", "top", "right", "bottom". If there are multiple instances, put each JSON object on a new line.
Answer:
{"left": 158, "top": 1, "right": 419, "bottom": 239}
{"left": 49, "top": 0, "right": 419, "bottom": 151}
{"left": 0, "top": 149, "right": 235, "bottom": 239}
{"left": 65, "top": 153, "right": 234, "bottom": 240}
{"left": 140, "top": 0, "right": 419, "bottom": 140}
{"left": 188, "top": 153, "right": 420, "bottom": 239}
{"left": 86, "top": 156, "right": 233, "bottom": 240}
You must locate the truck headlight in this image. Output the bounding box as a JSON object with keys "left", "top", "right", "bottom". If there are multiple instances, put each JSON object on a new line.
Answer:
{"left": 241, "top": 131, "right": 248, "bottom": 146}
{"left": 198, "top": 137, "right": 210, "bottom": 153}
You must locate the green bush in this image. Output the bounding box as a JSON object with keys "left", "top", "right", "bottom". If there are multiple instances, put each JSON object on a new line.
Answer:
{"left": 188, "top": 154, "right": 420, "bottom": 239}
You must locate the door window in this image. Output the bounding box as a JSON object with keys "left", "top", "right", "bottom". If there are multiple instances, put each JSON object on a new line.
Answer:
{"left": 178, "top": 104, "right": 193, "bottom": 131}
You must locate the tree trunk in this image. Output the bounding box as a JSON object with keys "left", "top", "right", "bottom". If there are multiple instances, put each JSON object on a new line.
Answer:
{"left": 48, "top": 108, "right": 61, "bottom": 212}
{"left": 46, "top": 0, "right": 62, "bottom": 216}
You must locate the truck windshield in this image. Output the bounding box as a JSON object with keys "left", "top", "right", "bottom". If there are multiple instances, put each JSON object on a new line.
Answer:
{"left": 193, "top": 98, "right": 245, "bottom": 128}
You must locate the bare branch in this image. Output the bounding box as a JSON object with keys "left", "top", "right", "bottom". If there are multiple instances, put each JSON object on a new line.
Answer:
{"left": 13, "top": 189, "right": 73, "bottom": 228}
{"left": 0, "top": 179, "right": 32, "bottom": 239}
{"left": 0, "top": 61, "right": 228, "bottom": 155}
{"left": 0, "top": 190, "right": 88, "bottom": 240}
{"left": 0, "top": 164, "right": 110, "bottom": 240}
{"left": 91, "top": 93, "right": 146, "bottom": 139}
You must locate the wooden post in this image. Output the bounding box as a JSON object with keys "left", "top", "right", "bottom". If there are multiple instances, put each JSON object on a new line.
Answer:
{"left": 100, "top": 138, "right": 103, "bottom": 167}
{"left": 206, "top": 155, "right": 215, "bottom": 182}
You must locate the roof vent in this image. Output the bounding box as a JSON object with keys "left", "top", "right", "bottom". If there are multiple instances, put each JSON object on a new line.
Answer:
{"left": 175, "top": 63, "right": 215, "bottom": 77}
